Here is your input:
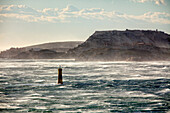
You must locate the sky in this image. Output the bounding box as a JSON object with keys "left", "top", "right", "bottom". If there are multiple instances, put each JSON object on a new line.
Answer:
{"left": 0, "top": 0, "right": 170, "bottom": 51}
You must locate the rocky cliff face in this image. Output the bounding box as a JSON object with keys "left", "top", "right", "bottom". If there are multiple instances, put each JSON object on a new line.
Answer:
{"left": 68, "top": 30, "right": 170, "bottom": 61}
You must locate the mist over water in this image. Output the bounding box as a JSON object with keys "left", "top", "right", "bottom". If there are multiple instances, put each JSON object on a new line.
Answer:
{"left": 0, "top": 59, "right": 169, "bottom": 112}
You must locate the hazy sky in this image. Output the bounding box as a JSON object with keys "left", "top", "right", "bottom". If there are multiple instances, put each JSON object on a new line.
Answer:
{"left": 0, "top": 0, "right": 170, "bottom": 50}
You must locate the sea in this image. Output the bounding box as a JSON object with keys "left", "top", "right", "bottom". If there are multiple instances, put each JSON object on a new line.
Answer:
{"left": 0, "top": 59, "right": 169, "bottom": 113}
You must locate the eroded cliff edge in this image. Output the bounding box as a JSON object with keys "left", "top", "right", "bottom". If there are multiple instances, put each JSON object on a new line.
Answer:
{"left": 68, "top": 30, "right": 170, "bottom": 61}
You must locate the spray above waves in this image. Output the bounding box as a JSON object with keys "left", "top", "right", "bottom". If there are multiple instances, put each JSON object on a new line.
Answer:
{"left": 0, "top": 59, "right": 169, "bottom": 112}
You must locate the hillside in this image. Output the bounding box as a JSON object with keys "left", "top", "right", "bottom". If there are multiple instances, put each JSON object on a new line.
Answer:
{"left": 24, "top": 41, "right": 83, "bottom": 52}
{"left": 0, "top": 41, "right": 83, "bottom": 59}
{"left": 68, "top": 30, "right": 170, "bottom": 61}
{"left": 1, "top": 30, "right": 170, "bottom": 61}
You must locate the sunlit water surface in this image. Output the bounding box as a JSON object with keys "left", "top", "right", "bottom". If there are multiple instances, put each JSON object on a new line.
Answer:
{"left": 0, "top": 59, "right": 169, "bottom": 112}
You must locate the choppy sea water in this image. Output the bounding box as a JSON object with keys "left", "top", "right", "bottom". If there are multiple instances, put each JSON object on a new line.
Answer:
{"left": 0, "top": 59, "right": 169, "bottom": 113}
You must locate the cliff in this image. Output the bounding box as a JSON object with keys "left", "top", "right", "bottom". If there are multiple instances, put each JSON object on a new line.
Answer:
{"left": 68, "top": 30, "right": 170, "bottom": 61}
